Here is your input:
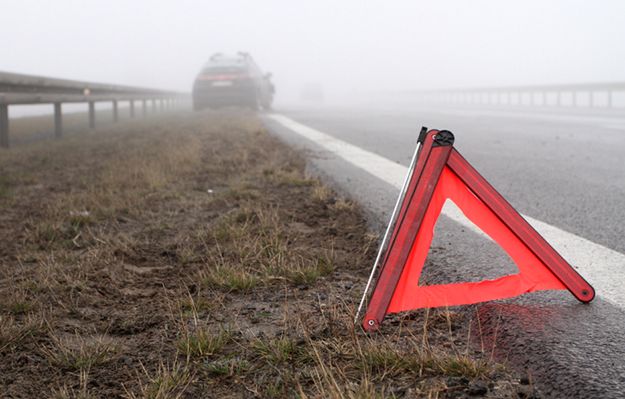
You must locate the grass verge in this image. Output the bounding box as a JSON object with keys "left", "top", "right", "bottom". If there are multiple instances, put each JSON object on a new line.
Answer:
{"left": 0, "top": 109, "right": 535, "bottom": 397}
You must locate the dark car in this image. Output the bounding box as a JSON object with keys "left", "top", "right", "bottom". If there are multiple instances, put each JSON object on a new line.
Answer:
{"left": 192, "top": 52, "right": 274, "bottom": 111}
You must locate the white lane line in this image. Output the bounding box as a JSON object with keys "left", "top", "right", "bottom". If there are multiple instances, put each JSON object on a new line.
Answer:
{"left": 268, "top": 113, "right": 625, "bottom": 308}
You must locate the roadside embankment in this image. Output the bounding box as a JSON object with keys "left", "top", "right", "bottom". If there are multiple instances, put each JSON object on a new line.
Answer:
{"left": 0, "top": 110, "right": 534, "bottom": 397}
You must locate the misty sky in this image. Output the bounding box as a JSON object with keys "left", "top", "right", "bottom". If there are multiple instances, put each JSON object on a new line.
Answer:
{"left": 2, "top": 1, "right": 625, "bottom": 100}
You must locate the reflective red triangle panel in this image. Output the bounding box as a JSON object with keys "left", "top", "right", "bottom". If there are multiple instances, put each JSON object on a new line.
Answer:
{"left": 361, "top": 129, "right": 594, "bottom": 332}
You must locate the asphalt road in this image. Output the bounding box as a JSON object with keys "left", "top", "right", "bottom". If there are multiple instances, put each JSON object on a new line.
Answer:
{"left": 263, "top": 103, "right": 625, "bottom": 398}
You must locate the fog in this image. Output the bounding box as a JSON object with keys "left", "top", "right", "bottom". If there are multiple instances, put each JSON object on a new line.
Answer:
{"left": 2, "top": 0, "right": 625, "bottom": 106}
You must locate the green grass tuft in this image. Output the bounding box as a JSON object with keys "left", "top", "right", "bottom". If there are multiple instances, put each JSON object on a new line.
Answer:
{"left": 200, "top": 266, "right": 260, "bottom": 293}
{"left": 177, "top": 329, "right": 232, "bottom": 359}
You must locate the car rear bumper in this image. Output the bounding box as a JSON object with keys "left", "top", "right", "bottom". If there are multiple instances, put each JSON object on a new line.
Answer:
{"left": 193, "top": 86, "right": 257, "bottom": 108}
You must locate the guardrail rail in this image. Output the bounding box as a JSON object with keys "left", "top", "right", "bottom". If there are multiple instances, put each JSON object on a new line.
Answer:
{"left": 407, "top": 82, "right": 625, "bottom": 109}
{"left": 0, "top": 71, "right": 187, "bottom": 148}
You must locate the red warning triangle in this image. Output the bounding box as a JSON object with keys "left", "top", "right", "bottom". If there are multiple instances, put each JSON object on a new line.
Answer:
{"left": 359, "top": 128, "right": 594, "bottom": 332}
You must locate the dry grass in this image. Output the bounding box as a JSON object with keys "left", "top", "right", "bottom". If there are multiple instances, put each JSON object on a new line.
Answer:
{"left": 196, "top": 204, "right": 336, "bottom": 293}
{"left": 124, "top": 360, "right": 194, "bottom": 399}
{"left": 40, "top": 333, "right": 119, "bottom": 371}
{"left": 0, "top": 314, "right": 43, "bottom": 353}
{"left": 52, "top": 369, "right": 95, "bottom": 399}
{"left": 0, "top": 109, "right": 531, "bottom": 397}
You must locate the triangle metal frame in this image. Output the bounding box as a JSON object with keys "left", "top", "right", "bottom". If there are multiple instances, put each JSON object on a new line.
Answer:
{"left": 360, "top": 128, "right": 595, "bottom": 332}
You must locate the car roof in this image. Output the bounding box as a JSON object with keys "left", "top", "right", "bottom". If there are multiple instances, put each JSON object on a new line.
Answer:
{"left": 204, "top": 53, "right": 251, "bottom": 68}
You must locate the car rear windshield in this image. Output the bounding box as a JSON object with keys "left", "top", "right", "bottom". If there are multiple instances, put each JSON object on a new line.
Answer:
{"left": 201, "top": 66, "right": 247, "bottom": 74}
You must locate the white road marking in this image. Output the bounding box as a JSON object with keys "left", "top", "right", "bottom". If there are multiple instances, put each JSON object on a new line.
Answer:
{"left": 268, "top": 113, "right": 625, "bottom": 308}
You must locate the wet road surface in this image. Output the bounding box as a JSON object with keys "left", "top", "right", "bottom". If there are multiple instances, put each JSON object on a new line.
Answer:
{"left": 263, "top": 103, "right": 625, "bottom": 398}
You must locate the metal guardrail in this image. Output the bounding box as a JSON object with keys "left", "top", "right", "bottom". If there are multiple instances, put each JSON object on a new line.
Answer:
{"left": 0, "top": 71, "right": 187, "bottom": 148}
{"left": 408, "top": 82, "right": 625, "bottom": 108}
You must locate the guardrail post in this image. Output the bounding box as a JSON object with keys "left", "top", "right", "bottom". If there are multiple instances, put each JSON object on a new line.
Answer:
{"left": 88, "top": 101, "right": 96, "bottom": 129}
{"left": 0, "top": 104, "right": 9, "bottom": 148}
{"left": 152, "top": 99, "right": 157, "bottom": 113}
{"left": 556, "top": 91, "right": 561, "bottom": 106}
{"left": 130, "top": 100, "right": 135, "bottom": 118}
{"left": 589, "top": 91, "right": 594, "bottom": 108}
{"left": 607, "top": 91, "right": 613, "bottom": 108}
{"left": 572, "top": 91, "right": 577, "bottom": 107}
{"left": 54, "top": 102, "right": 63, "bottom": 139}
{"left": 142, "top": 99, "right": 147, "bottom": 117}
{"left": 112, "top": 100, "right": 119, "bottom": 122}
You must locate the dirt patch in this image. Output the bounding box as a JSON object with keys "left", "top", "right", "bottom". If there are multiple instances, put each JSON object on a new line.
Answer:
{"left": 0, "top": 110, "right": 537, "bottom": 398}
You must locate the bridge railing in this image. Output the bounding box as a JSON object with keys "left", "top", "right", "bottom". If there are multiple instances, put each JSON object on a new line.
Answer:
{"left": 407, "top": 82, "right": 625, "bottom": 109}
{"left": 0, "top": 71, "right": 187, "bottom": 148}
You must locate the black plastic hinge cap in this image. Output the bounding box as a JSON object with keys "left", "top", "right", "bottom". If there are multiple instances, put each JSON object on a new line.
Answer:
{"left": 432, "top": 130, "right": 454, "bottom": 147}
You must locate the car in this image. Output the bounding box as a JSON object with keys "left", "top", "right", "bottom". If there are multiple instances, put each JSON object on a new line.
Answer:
{"left": 192, "top": 52, "right": 274, "bottom": 111}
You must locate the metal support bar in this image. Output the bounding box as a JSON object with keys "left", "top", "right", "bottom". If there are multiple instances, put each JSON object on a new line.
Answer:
{"left": 355, "top": 139, "right": 423, "bottom": 324}
{"left": 129, "top": 100, "right": 135, "bottom": 118}
{"left": 54, "top": 102, "right": 63, "bottom": 139}
{"left": 88, "top": 101, "right": 95, "bottom": 129}
{"left": 0, "top": 104, "right": 9, "bottom": 148}
{"left": 607, "top": 91, "right": 613, "bottom": 108}
{"left": 152, "top": 99, "right": 156, "bottom": 113}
